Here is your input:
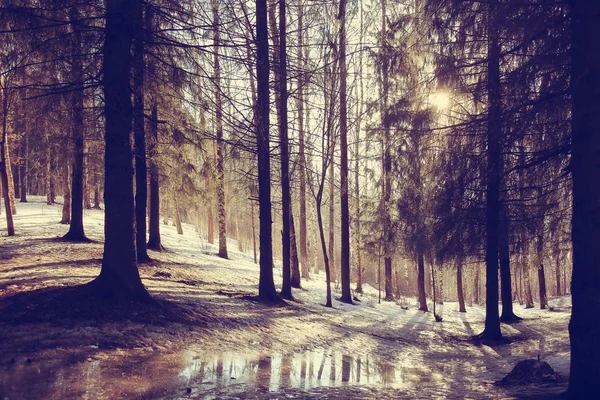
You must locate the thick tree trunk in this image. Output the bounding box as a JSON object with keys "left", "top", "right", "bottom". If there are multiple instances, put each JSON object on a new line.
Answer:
{"left": 91, "top": 0, "right": 149, "bottom": 301}
{"left": 480, "top": 1, "right": 502, "bottom": 339}
{"left": 64, "top": 5, "right": 87, "bottom": 241}
{"left": 256, "top": 0, "right": 278, "bottom": 302}
{"left": 569, "top": 1, "right": 600, "bottom": 390}
{"left": 278, "top": 0, "right": 292, "bottom": 300}
{"left": 457, "top": 263, "right": 466, "bottom": 313}
{"left": 133, "top": 0, "right": 149, "bottom": 261}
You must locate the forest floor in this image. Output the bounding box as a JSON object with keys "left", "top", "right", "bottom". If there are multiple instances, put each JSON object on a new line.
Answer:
{"left": 0, "top": 197, "right": 571, "bottom": 399}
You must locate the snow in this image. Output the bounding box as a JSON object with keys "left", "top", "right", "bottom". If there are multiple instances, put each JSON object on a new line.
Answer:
{"left": 0, "top": 197, "right": 571, "bottom": 399}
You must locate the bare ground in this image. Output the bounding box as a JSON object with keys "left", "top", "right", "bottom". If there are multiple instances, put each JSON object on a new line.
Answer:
{"left": 0, "top": 199, "right": 571, "bottom": 399}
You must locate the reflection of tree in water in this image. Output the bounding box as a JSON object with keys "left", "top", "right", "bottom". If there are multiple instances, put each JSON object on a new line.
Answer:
{"left": 379, "top": 362, "right": 396, "bottom": 385}
{"left": 357, "top": 358, "right": 362, "bottom": 384}
{"left": 255, "top": 357, "right": 271, "bottom": 392}
{"left": 280, "top": 355, "right": 292, "bottom": 388}
{"left": 342, "top": 355, "right": 352, "bottom": 382}
{"left": 216, "top": 356, "right": 224, "bottom": 387}
{"left": 329, "top": 352, "right": 337, "bottom": 383}
{"left": 300, "top": 357, "right": 307, "bottom": 389}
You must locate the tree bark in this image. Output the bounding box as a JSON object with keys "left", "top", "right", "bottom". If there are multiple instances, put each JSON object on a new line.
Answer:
{"left": 91, "top": 0, "right": 149, "bottom": 301}
{"left": 133, "top": 0, "right": 149, "bottom": 261}
{"left": 338, "top": 0, "right": 352, "bottom": 304}
{"left": 213, "top": 0, "right": 228, "bottom": 260}
{"left": 290, "top": 213, "right": 301, "bottom": 288}
{"left": 64, "top": 4, "right": 87, "bottom": 241}
{"left": 457, "top": 263, "right": 466, "bottom": 313}
{"left": 61, "top": 164, "right": 71, "bottom": 224}
{"left": 0, "top": 86, "right": 14, "bottom": 235}
{"left": 417, "top": 248, "right": 428, "bottom": 311}
{"left": 297, "top": 0, "right": 309, "bottom": 281}
{"left": 499, "top": 211, "right": 521, "bottom": 322}
{"left": 256, "top": 0, "right": 278, "bottom": 302}
{"left": 278, "top": 0, "right": 292, "bottom": 300}
{"left": 19, "top": 133, "right": 27, "bottom": 202}
{"left": 480, "top": 0, "right": 502, "bottom": 339}
{"left": 147, "top": 101, "right": 162, "bottom": 251}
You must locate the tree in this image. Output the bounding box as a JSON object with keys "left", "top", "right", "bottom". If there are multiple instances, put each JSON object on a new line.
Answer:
{"left": 89, "top": 0, "right": 149, "bottom": 301}
{"left": 568, "top": 0, "right": 600, "bottom": 395}
{"left": 133, "top": 0, "right": 150, "bottom": 261}
{"left": 63, "top": 4, "right": 88, "bottom": 242}
{"left": 278, "top": 0, "right": 292, "bottom": 300}
{"left": 337, "top": 0, "right": 352, "bottom": 305}
{"left": 256, "top": 0, "right": 278, "bottom": 302}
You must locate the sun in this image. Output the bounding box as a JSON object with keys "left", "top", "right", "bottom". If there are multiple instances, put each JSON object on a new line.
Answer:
{"left": 429, "top": 91, "right": 451, "bottom": 110}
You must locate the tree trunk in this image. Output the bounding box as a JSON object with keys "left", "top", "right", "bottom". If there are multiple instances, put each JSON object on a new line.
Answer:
{"left": 61, "top": 164, "right": 71, "bottom": 224}
{"left": 147, "top": 101, "right": 162, "bottom": 251}
{"left": 480, "top": 0, "right": 502, "bottom": 339}
{"left": 174, "top": 195, "right": 183, "bottom": 235}
{"left": 0, "top": 87, "right": 14, "bottom": 235}
{"left": 256, "top": 0, "right": 278, "bottom": 302}
{"left": 354, "top": 0, "right": 364, "bottom": 295}
{"left": 457, "top": 263, "right": 466, "bottom": 313}
{"left": 19, "top": 134, "right": 27, "bottom": 203}
{"left": 538, "top": 263, "right": 547, "bottom": 310}
{"left": 133, "top": 0, "right": 149, "bottom": 261}
{"left": 4, "top": 132, "right": 16, "bottom": 215}
{"left": 297, "top": 0, "right": 310, "bottom": 281}
{"left": 338, "top": 0, "right": 352, "bottom": 304}
{"left": 380, "top": 0, "right": 393, "bottom": 303}
{"left": 523, "top": 241, "right": 534, "bottom": 308}
{"left": 328, "top": 146, "right": 335, "bottom": 284}
{"left": 499, "top": 210, "right": 521, "bottom": 322}
{"left": 251, "top": 197, "right": 257, "bottom": 264}
{"left": 277, "top": 0, "right": 292, "bottom": 300}
{"left": 64, "top": 4, "right": 87, "bottom": 241}
{"left": 290, "top": 213, "right": 301, "bottom": 288}
{"left": 568, "top": 0, "right": 600, "bottom": 381}
{"left": 474, "top": 264, "right": 480, "bottom": 305}
{"left": 91, "top": 0, "right": 149, "bottom": 301}
{"left": 417, "top": 248, "right": 428, "bottom": 311}
{"left": 555, "top": 248, "right": 561, "bottom": 296}
{"left": 213, "top": 0, "right": 228, "bottom": 260}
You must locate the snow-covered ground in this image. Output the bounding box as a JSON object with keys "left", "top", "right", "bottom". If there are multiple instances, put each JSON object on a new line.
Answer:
{"left": 0, "top": 197, "right": 571, "bottom": 399}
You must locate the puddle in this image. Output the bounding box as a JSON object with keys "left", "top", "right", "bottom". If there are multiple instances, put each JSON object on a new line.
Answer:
{"left": 0, "top": 348, "right": 427, "bottom": 399}
{"left": 178, "top": 349, "right": 425, "bottom": 396}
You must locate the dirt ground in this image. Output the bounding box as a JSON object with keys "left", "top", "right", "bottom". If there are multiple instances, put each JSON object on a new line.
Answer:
{"left": 0, "top": 198, "right": 571, "bottom": 399}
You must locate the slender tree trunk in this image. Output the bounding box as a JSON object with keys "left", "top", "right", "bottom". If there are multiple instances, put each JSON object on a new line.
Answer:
{"left": 290, "top": 213, "right": 301, "bottom": 288}
{"left": 538, "top": 263, "right": 547, "bottom": 310}
{"left": 474, "top": 264, "right": 480, "bottom": 305}
{"left": 133, "top": 0, "right": 149, "bottom": 261}
{"left": 354, "top": 0, "right": 364, "bottom": 295}
{"left": 19, "top": 133, "right": 27, "bottom": 202}
{"left": 380, "top": 0, "right": 393, "bottom": 302}
{"left": 338, "top": 0, "right": 352, "bottom": 304}
{"left": 523, "top": 241, "right": 534, "bottom": 308}
{"left": 64, "top": 5, "right": 87, "bottom": 241}
{"left": 147, "top": 101, "right": 162, "bottom": 251}
{"left": 4, "top": 130, "right": 16, "bottom": 215}
{"left": 457, "top": 263, "right": 466, "bottom": 313}
{"left": 555, "top": 248, "right": 561, "bottom": 296}
{"left": 91, "top": 0, "right": 149, "bottom": 301}
{"left": 297, "top": 0, "right": 309, "bottom": 281}
{"left": 174, "top": 195, "right": 183, "bottom": 235}
{"left": 256, "top": 0, "right": 278, "bottom": 302}
{"left": 0, "top": 86, "right": 14, "bottom": 235}
{"left": 328, "top": 141, "right": 335, "bottom": 283}
{"left": 61, "top": 164, "right": 71, "bottom": 224}
{"left": 45, "top": 128, "right": 53, "bottom": 206}
{"left": 480, "top": 0, "right": 502, "bottom": 339}
{"left": 251, "top": 197, "right": 257, "bottom": 264}
{"left": 317, "top": 194, "right": 332, "bottom": 307}
{"left": 213, "top": 0, "right": 228, "bottom": 259}
{"left": 278, "top": 0, "right": 292, "bottom": 300}
{"left": 499, "top": 210, "right": 521, "bottom": 321}
{"left": 417, "top": 248, "right": 428, "bottom": 311}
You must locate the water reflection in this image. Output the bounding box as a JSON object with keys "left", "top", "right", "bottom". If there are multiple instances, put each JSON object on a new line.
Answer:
{"left": 179, "top": 349, "right": 417, "bottom": 395}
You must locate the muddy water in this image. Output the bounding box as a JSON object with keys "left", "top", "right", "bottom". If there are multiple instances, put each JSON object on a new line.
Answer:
{"left": 0, "top": 349, "right": 430, "bottom": 400}
{"left": 178, "top": 349, "right": 427, "bottom": 396}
